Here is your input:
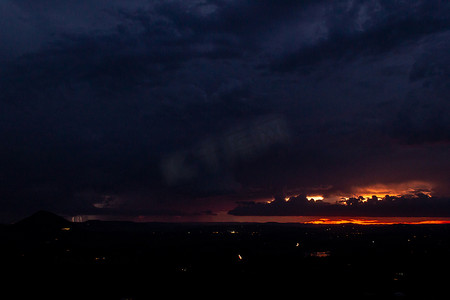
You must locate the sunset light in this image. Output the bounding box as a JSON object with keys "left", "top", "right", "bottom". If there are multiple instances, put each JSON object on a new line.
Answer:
{"left": 307, "top": 195, "right": 324, "bottom": 201}
{"left": 305, "top": 218, "right": 450, "bottom": 225}
{"left": 348, "top": 181, "right": 434, "bottom": 199}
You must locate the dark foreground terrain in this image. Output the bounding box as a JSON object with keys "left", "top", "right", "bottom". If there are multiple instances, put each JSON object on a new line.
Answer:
{"left": 2, "top": 211, "right": 450, "bottom": 299}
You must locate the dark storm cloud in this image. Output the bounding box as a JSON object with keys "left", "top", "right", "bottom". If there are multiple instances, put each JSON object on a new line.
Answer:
{"left": 229, "top": 194, "right": 450, "bottom": 217}
{"left": 1, "top": 0, "right": 450, "bottom": 221}
{"left": 391, "top": 33, "right": 450, "bottom": 145}
{"left": 269, "top": 0, "right": 450, "bottom": 73}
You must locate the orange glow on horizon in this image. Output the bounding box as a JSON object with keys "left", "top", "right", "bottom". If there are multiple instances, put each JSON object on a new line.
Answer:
{"left": 305, "top": 218, "right": 450, "bottom": 225}
{"left": 307, "top": 195, "right": 324, "bottom": 201}
{"left": 348, "top": 181, "right": 434, "bottom": 199}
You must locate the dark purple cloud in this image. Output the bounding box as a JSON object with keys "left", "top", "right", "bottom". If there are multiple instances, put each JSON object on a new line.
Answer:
{"left": 229, "top": 194, "right": 450, "bottom": 218}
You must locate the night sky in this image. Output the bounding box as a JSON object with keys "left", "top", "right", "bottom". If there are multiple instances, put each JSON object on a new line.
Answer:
{"left": 1, "top": 0, "right": 450, "bottom": 223}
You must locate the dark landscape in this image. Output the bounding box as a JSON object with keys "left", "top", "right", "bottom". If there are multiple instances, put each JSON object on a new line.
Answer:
{"left": 2, "top": 211, "right": 450, "bottom": 299}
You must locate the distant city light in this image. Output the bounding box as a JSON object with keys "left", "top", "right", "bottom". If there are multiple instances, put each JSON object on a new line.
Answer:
{"left": 309, "top": 251, "right": 330, "bottom": 258}
{"left": 71, "top": 216, "right": 83, "bottom": 222}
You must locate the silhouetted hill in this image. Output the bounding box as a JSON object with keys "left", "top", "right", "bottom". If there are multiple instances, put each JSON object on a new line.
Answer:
{"left": 13, "top": 210, "right": 71, "bottom": 230}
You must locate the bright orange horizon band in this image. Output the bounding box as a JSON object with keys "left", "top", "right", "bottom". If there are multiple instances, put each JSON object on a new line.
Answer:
{"left": 305, "top": 218, "right": 450, "bottom": 225}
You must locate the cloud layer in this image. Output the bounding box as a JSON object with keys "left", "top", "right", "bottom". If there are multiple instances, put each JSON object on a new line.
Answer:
{"left": 1, "top": 0, "right": 449, "bottom": 221}
{"left": 229, "top": 193, "right": 450, "bottom": 217}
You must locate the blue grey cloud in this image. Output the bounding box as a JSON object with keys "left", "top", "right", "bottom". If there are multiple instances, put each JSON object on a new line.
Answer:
{"left": 0, "top": 0, "right": 449, "bottom": 220}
